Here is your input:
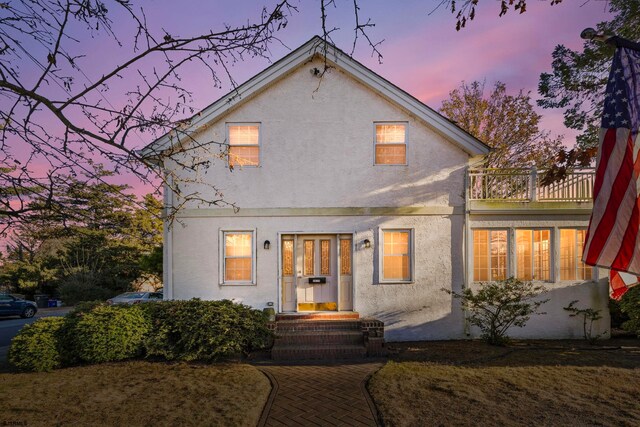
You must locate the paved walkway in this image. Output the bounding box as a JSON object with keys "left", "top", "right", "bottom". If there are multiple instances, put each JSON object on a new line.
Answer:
{"left": 258, "top": 362, "right": 383, "bottom": 427}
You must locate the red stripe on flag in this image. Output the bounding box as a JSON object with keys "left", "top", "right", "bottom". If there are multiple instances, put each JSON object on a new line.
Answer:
{"left": 613, "top": 195, "right": 640, "bottom": 271}
{"left": 584, "top": 133, "right": 635, "bottom": 265}
{"left": 592, "top": 129, "right": 618, "bottom": 199}
{"left": 609, "top": 271, "right": 629, "bottom": 300}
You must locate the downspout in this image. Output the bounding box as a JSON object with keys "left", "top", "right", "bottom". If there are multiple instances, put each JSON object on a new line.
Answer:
{"left": 462, "top": 165, "right": 471, "bottom": 336}
{"left": 163, "top": 173, "right": 174, "bottom": 300}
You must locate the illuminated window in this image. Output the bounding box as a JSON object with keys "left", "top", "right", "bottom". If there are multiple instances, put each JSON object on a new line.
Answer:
{"left": 222, "top": 231, "right": 254, "bottom": 284}
{"left": 381, "top": 229, "right": 413, "bottom": 282}
{"left": 227, "top": 124, "right": 260, "bottom": 167}
{"left": 516, "top": 229, "right": 551, "bottom": 281}
{"left": 374, "top": 123, "right": 407, "bottom": 165}
{"left": 560, "top": 229, "right": 593, "bottom": 281}
{"left": 473, "top": 230, "right": 508, "bottom": 282}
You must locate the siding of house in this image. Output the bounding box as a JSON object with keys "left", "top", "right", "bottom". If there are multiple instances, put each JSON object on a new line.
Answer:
{"left": 163, "top": 55, "right": 610, "bottom": 341}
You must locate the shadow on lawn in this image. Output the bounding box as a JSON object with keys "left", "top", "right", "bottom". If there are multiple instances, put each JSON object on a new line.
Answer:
{"left": 387, "top": 336, "right": 640, "bottom": 369}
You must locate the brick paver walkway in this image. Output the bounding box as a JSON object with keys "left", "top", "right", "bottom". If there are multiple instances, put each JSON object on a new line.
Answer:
{"left": 258, "top": 362, "right": 383, "bottom": 427}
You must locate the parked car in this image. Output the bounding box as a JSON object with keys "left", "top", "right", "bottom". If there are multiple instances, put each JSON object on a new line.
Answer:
{"left": 0, "top": 294, "right": 38, "bottom": 318}
{"left": 106, "top": 292, "right": 163, "bottom": 305}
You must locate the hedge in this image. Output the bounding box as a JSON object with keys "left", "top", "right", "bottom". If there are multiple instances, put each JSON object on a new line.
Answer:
{"left": 8, "top": 317, "right": 65, "bottom": 372}
{"left": 9, "top": 299, "right": 272, "bottom": 371}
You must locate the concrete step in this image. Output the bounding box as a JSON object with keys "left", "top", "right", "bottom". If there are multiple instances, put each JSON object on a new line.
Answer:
{"left": 271, "top": 344, "right": 367, "bottom": 361}
{"left": 275, "top": 319, "right": 362, "bottom": 332}
{"left": 275, "top": 330, "right": 364, "bottom": 346}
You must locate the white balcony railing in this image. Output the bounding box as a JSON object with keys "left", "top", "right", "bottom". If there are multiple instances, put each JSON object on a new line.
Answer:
{"left": 467, "top": 168, "right": 595, "bottom": 202}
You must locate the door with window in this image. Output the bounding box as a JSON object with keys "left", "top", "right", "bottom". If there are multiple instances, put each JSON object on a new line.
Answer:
{"left": 297, "top": 235, "right": 338, "bottom": 311}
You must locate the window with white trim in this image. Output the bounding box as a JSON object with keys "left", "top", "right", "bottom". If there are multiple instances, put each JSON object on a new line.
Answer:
{"left": 222, "top": 231, "right": 255, "bottom": 284}
{"left": 374, "top": 123, "right": 407, "bottom": 165}
{"left": 227, "top": 124, "right": 260, "bottom": 167}
{"left": 516, "top": 229, "right": 551, "bottom": 281}
{"left": 473, "top": 229, "right": 508, "bottom": 282}
{"left": 381, "top": 229, "right": 413, "bottom": 282}
{"left": 560, "top": 228, "right": 593, "bottom": 281}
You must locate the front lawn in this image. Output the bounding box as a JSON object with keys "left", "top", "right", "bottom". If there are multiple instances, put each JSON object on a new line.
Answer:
{"left": 0, "top": 361, "right": 270, "bottom": 426}
{"left": 369, "top": 339, "right": 640, "bottom": 426}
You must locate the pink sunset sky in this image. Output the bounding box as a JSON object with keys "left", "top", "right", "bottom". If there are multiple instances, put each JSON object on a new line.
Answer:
{"left": 7, "top": 0, "right": 614, "bottom": 194}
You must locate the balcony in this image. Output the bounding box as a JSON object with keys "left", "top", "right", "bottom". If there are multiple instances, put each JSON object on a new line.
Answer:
{"left": 467, "top": 168, "right": 595, "bottom": 213}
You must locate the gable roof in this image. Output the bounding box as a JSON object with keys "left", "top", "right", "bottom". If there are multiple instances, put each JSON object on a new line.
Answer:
{"left": 140, "top": 36, "right": 490, "bottom": 159}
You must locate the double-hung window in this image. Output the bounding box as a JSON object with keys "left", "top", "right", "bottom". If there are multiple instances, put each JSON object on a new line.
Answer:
{"left": 221, "top": 231, "right": 255, "bottom": 284}
{"left": 380, "top": 229, "right": 413, "bottom": 282}
{"left": 227, "top": 123, "right": 260, "bottom": 167}
{"left": 516, "top": 229, "right": 551, "bottom": 281}
{"left": 559, "top": 229, "right": 592, "bottom": 281}
{"left": 473, "top": 229, "right": 508, "bottom": 282}
{"left": 374, "top": 123, "right": 407, "bottom": 165}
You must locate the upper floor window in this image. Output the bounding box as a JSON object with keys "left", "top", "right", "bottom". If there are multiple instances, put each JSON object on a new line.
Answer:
{"left": 227, "top": 124, "right": 260, "bottom": 167}
{"left": 473, "top": 229, "right": 508, "bottom": 282}
{"left": 516, "top": 229, "right": 551, "bottom": 282}
{"left": 380, "top": 229, "right": 413, "bottom": 282}
{"left": 560, "top": 229, "right": 593, "bottom": 281}
{"left": 374, "top": 123, "right": 407, "bottom": 165}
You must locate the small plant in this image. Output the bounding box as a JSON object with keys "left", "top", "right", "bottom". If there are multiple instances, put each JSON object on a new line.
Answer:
{"left": 444, "top": 278, "right": 548, "bottom": 345}
{"left": 9, "top": 317, "right": 65, "bottom": 372}
{"left": 563, "top": 300, "right": 605, "bottom": 344}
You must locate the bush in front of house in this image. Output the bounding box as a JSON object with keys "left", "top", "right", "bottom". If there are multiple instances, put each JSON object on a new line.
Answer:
{"left": 619, "top": 286, "right": 640, "bottom": 337}
{"left": 143, "top": 299, "right": 272, "bottom": 361}
{"left": 8, "top": 317, "right": 66, "bottom": 372}
{"left": 444, "top": 278, "right": 549, "bottom": 345}
{"left": 70, "top": 304, "right": 151, "bottom": 364}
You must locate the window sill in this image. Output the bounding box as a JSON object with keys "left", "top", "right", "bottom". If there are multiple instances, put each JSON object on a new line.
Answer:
{"left": 377, "top": 281, "right": 414, "bottom": 285}
{"left": 220, "top": 282, "right": 257, "bottom": 287}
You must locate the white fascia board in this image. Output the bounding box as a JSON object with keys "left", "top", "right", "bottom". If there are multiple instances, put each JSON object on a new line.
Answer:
{"left": 140, "top": 36, "right": 489, "bottom": 159}
{"left": 139, "top": 38, "right": 323, "bottom": 158}
{"left": 324, "top": 47, "right": 489, "bottom": 156}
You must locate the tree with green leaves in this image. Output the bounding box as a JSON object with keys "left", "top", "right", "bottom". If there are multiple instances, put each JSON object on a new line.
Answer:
{"left": 440, "top": 80, "right": 562, "bottom": 168}
{"left": 538, "top": 0, "right": 640, "bottom": 166}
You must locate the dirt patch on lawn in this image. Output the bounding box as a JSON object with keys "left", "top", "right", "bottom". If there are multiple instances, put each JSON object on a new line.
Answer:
{"left": 369, "top": 338, "right": 640, "bottom": 426}
{"left": 0, "top": 361, "right": 270, "bottom": 427}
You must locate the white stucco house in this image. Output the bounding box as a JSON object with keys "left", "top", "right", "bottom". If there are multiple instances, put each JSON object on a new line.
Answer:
{"left": 141, "top": 37, "right": 610, "bottom": 342}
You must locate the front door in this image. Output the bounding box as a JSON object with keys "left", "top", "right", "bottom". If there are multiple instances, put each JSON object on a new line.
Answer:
{"left": 297, "top": 235, "right": 337, "bottom": 311}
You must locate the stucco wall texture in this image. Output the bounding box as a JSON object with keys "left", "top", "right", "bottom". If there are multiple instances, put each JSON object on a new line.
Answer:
{"left": 165, "top": 57, "right": 610, "bottom": 341}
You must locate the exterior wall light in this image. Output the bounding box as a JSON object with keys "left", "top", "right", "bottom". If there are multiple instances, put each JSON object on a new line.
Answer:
{"left": 363, "top": 239, "right": 371, "bottom": 249}
{"left": 264, "top": 240, "right": 271, "bottom": 250}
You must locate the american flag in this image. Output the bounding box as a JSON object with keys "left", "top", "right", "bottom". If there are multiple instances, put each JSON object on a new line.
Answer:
{"left": 582, "top": 38, "right": 640, "bottom": 300}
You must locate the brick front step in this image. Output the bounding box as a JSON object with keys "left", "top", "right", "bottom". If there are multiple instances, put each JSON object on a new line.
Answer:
{"left": 275, "top": 330, "right": 364, "bottom": 346}
{"left": 275, "top": 319, "right": 362, "bottom": 332}
{"left": 271, "top": 344, "right": 367, "bottom": 361}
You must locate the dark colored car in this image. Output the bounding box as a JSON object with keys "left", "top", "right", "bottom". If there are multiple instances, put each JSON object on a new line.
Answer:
{"left": 0, "top": 294, "right": 38, "bottom": 318}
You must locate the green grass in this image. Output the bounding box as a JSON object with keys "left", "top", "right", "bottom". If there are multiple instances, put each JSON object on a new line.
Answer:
{"left": 369, "top": 339, "right": 640, "bottom": 426}
{"left": 0, "top": 361, "right": 270, "bottom": 427}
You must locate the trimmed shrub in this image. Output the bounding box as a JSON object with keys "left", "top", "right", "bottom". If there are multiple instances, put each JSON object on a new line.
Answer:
{"left": 143, "top": 299, "right": 272, "bottom": 361}
{"left": 9, "top": 317, "right": 65, "bottom": 372}
{"left": 71, "top": 304, "right": 151, "bottom": 364}
{"left": 620, "top": 286, "right": 640, "bottom": 336}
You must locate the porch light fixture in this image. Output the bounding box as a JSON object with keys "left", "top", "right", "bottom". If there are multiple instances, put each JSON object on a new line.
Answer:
{"left": 263, "top": 240, "right": 271, "bottom": 250}
{"left": 363, "top": 239, "right": 371, "bottom": 249}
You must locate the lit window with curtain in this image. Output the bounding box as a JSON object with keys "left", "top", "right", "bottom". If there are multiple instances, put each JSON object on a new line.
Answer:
{"left": 473, "top": 229, "right": 508, "bottom": 282}
{"left": 223, "top": 232, "right": 254, "bottom": 283}
{"left": 227, "top": 124, "right": 260, "bottom": 167}
{"left": 374, "top": 123, "right": 407, "bottom": 165}
{"left": 516, "top": 229, "right": 551, "bottom": 281}
{"left": 560, "top": 229, "right": 593, "bottom": 281}
{"left": 381, "top": 229, "right": 412, "bottom": 282}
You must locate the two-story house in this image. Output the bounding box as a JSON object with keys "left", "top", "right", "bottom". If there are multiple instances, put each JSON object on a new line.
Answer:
{"left": 141, "top": 37, "right": 610, "bottom": 342}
